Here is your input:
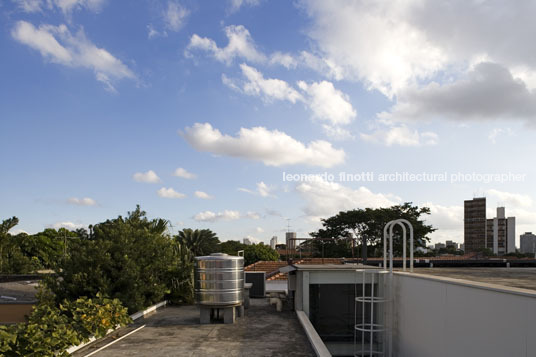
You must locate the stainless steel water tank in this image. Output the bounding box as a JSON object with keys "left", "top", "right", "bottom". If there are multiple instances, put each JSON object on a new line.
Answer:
{"left": 194, "top": 253, "right": 244, "bottom": 306}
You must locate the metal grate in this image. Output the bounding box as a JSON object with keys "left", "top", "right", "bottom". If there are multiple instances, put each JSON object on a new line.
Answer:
{"left": 245, "top": 272, "right": 266, "bottom": 298}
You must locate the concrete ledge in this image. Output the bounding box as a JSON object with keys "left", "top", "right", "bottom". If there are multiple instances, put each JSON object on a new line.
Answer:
{"left": 296, "top": 310, "right": 331, "bottom": 357}
{"left": 66, "top": 300, "right": 168, "bottom": 354}
{"left": 395, "top": 271, "right": 536, "bottom": 298}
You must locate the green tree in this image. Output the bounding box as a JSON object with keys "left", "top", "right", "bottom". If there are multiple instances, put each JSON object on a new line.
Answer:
{"left": 311, "top": 203, "right": 436, "bottom": 259}
{"left": 244, "top": 243, "right": 279, "bottom": 266}
{"left": 48, "top": 206, "right": 193, "bottom": 312}
{"left": 175, "top": 228, "right": 220, "bottom": 256}
{"left": 219, "top": 240, "right": 246, "bottom": 256}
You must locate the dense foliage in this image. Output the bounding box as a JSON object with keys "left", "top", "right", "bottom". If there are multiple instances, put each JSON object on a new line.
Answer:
{"left": 310, "top": 203, "right": 436, "bottom": 258}
{"left": 0, "top": 291, "right": 130, "bottom": 356}
{"left": 46, "top": 206, "right": 194, "bottom": 313}
{"left": 175, "top": 228, "right": 220, "bottom": 256}
{"left": 0, "top": 217, "right": 75, "bottom": 274}
{"left": 244, "top": 243, "right": 279, "bottom": 266}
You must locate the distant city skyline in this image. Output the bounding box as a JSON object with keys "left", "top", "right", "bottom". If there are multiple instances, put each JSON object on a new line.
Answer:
{"left": 2, "top": 1, "right": 536, "bottom": 245}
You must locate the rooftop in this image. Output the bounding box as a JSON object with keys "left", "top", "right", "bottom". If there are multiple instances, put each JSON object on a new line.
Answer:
{"left": 410, "top": 267, "right": 536, "bottom": 292}
{"left": 0, "top": 280, "right": 39, "bottom": 303}
{"left": 72, "top": 298, "right": 315, "bottom": 357}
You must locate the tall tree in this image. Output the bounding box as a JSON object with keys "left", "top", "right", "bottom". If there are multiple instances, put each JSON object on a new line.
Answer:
{"left": 175, "top": 228, "right": 220, "bottom": 256}
{"left": 311, "top": 203, "right": 436, "bottom": 260}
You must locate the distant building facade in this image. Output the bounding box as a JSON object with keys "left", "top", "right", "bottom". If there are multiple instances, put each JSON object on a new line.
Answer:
{"left": 445, "top": 240, "right": 458, "bottom": 250}
{"left": 464, "top": 197, "right": 487, "bottom": 252}
{"left": 286, "top": 232, "right": 297, "bottom": 251}
{"left": 270, "top": 236, "right": 278, "bottom": 250}
{"left": 243, "top": 237, "right": 254, "bottom": 245}
{"left": 486, "top": 207, "right": 515, "bottom": 255}
{"left": 520, "top": 232, "right": 536, "bottom": 254}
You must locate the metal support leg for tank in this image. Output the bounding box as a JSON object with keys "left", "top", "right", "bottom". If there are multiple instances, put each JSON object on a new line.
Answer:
{"left": 237, "top": 305, "right": 244, "bottom": 317}
{"left": 223, "top": 306, "right": 236, "bottom": 324}
{"left": 200, "top": 306, "right": 211, "bottom": 324}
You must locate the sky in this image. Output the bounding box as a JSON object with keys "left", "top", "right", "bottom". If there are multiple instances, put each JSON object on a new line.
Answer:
{"left": 2, "top": 0, "right": 536, "bottom": 246}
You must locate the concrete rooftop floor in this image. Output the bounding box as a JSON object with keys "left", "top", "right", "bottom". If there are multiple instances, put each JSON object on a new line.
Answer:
{"left": 73, "top": 298, "right": 315, "bottom": 357}
{"left": 412, "top": 267, "right": 536, "bottom": 291}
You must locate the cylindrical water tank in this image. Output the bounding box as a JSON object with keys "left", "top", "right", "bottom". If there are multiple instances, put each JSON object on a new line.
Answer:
{"left": 194, "top": 253, "right": 244, "bottom": 306}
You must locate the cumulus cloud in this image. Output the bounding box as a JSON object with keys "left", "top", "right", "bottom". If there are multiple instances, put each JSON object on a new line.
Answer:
{"left": 486, "top": 189, "right": 533, "bottom": 208}
{"left": 223, "top": 64, "right": 356, "bottom": 139}
{"left": 297, "top": 80, "right": 356, "bottom": 126}
{"left": 488, "top": 127, "right": 513, "bottom": 144}
{"left": 382, "top": 63, "right": 536, "bottom": 124}
{"left": 67, "top": 197, "right": 97, "bottom": 206}
{"left": 173, "top": 167, "right": 196, "bottom": 179}
{"left": 245, "top": 211, "right": 260, "bottom": 219}
{"left": 255, "top": 227, "right": 264, "bottom": 233}
{"left": 13, "top": 0, "right": 43, "bottom": 12}
{"left": 181, "top": 123, "right": 345, "bottom": 168}
{"left": 49, "top": 221, "right": 86, "bottom": 230}
{"left": 186, "top": 25, "right": 266, "bottom": 65}
{"left": 194, "top": 210, "right": 241, "bottom": 222}
{"left": 157, "top": 187, "right": 186, "bottom": 199}
{"left": 295, "top": 179, "right": 400, "bottom": 221}
{"left": 360, "top": 125, "right": 438, "bottom": 147}
{"left": 133, "top": 170, "right": 161, "bottom": 183}
{"left": 11, "top": 21, "right": 135, "bottom": 92}
{"left": 194, "top": 191, "right": 213, "bottom": 199}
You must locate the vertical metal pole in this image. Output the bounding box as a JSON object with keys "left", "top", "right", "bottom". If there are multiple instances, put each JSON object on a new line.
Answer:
{"left": 362, "top": 270, "right": 365, "bottom": 357}
{"left": 370, "top": 272, "right": 375, "bottom": 357}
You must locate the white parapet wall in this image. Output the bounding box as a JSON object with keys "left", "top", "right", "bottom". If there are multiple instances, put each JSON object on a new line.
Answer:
{"left": 393, "top": 272, "right": 536, "bottom": 357}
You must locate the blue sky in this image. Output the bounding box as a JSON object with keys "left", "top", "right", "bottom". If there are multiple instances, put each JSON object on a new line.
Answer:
{"left": 2, "top": 0, "right": 536, "bottom": 246}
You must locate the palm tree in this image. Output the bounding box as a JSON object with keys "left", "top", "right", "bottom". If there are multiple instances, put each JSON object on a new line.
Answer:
{"left": 175, "top": 228, "right": 220, "bottom": 256}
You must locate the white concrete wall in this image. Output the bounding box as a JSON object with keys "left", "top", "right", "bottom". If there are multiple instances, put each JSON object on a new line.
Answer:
{"left": 393, "top": 273, "right": 536, "bottom": 357}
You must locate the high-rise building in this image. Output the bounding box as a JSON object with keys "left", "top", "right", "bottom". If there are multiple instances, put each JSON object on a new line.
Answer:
{"left": 464, "top": 197, "right": 487, "bottom": 252}
{"left": 445, "top": 240, "right": 458, "bottom": 250}
{"left": 520, "top": 232, "right": 536, "bottom": 254}
{"left": 270, "top": 236, "right": 278, "bottom": 250}
{"left": 243, "top": 237, "right": 254, "bottom": 245}
{"left": 486, "top": 207, "right": 515, "bottom": 255}
{"left": 286, "top": 232, "right": 297, "bottom": 251}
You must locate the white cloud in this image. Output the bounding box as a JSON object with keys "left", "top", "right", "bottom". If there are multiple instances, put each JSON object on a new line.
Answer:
{"left": 301, "top": 0, "right": 446, "bottom": 98}
{"left": 245, "top": 211, "right": 260, "bottom": 220}
{"left": 186, "top": 25, "right": 266, "bottom": 65}
{"left": 53, "top": 0, "right": 106, "bottom": 14}
{"left": 12, "top": 21, "right": 135, "bottom": 92}
{"left": 295, "top": 179, "right": 400, "bottom": 221}
{"left": 13, "top": 0, "right": 43, "bottom": 12}
{"left": 238, "top": 181, "right": 273, "bottom": 197}
{"left": 223, "top": 64, "right": 356, "bottom": 139}
{"left": 382, "top": 63, "right": 536, "bottom": 124}
{"left": 194, "top": 191, "right": 213, "bottom": 199}
{"left": 297, "top": 80, "right": 356, "bottom": 126}
{"left": 164, "top": 1, "right": 189, "bottom": 31}
{"left": 67, "top": 197, "right": 97, "bottom": 206}
{"left": 228, "top": 0, "right": 260, "bottom": 13}
{"left": 486, "top": 189, "right": 533, "bottom": 208}
{"left": 157, "top": 187, "right": 186, "bottom": 199}
{"left": 269, "top": 51, "right": 297, "bottom": 69}
{"left": 194, "top": 210, "right": 241, "bottom": 222}
{"left": 133, "top": 170, "right": 161, "bottom": 183}
{"left": 9, "top": 228, "right": 29, "bottom": 235}
{"left": 173, "top": 167, "right": 196, "bottom": 179}
{"left": 255, "top": 227, "right": 264, "bottom": 233}
{"left": 49, "top": 221, "right": 86, "bottom": 230}
{"left": 360, "top": 125, "right": 438, "bottom": 147}
{"left": 147, "top": 24, "right": 161, "bottom": 39}
{"left": 488, "top": 128, "right": 513, "bottom": 144}
{"left": 229, "top": 63, "right": 303, "bottom": 103}
{"left": 181, "top": 123, "right": 345, "bottom": 168}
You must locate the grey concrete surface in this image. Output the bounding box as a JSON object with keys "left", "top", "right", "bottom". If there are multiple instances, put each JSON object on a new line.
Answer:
{"left": 73, "top": 298, "right": 315, "bottom": 357}
{"left": 412, "top": 267, "right": 536, "bottom": 291}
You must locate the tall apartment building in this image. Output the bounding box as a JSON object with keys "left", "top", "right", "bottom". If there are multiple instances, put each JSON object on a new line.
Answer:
{"left": 286, "top": 232, "right": 297, "bottom": 251}
{"left": 520, "top": 232, "right": 536, "bottom": 254}
{"left": 486, "top": 207, "right": 515, "bottom": 255}
{"left": 270, "top": 236, "right": 278, "bottom": 250}
{"left": 464, "top": 197, "right": 487, "bottom": 252}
